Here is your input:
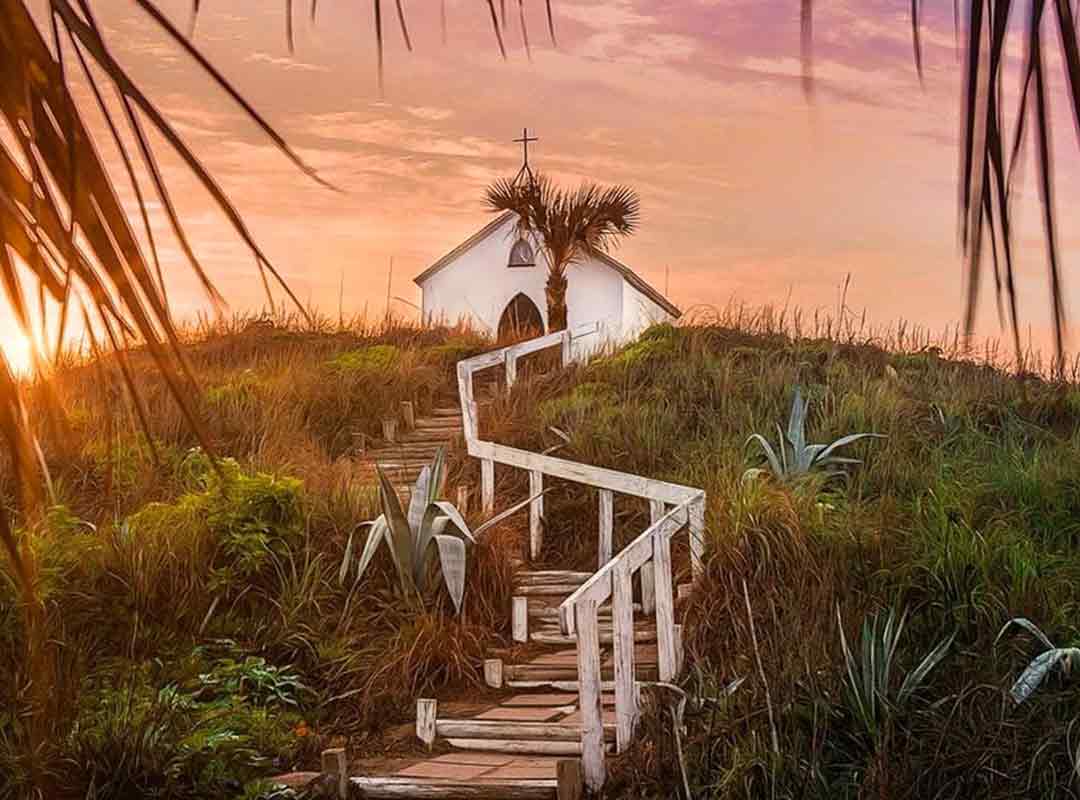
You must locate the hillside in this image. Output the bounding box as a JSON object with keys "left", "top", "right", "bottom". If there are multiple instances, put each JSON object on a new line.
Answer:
{"left": 4, "top": 313, "right": 1080, "bottom": 798}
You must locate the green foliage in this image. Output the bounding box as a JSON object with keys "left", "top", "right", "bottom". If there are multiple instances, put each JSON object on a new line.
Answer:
{"left": 745, "top": 386, "right": 884, "bottom": 483}
{"left": 838, "top": 606, "right": 954, "bottom": 746}
{"left": 326, "top": 344, "right": 400, "bottom": 373}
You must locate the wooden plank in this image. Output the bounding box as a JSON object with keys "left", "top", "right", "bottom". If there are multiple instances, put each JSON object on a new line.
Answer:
{"left": 561, "top": 329, "right": 572, "bottom": 365}
{"left": 350, "top": 776, "right": 557, "bottom": 799}
{"left": 321, "top": 747, "right": 348, "bottom": 798}
{"left": 467, "top": 440, "right": 700, "bottom": 506}
{"left": 575, "top": 600, "right": 606, "bottom": 791}
{"left": 652, "top": 532, "right": 678, "bottom": 682}
{"left": 518, "top": 584, "right": 591, "bottom": 597}
{"left": 484, "top": 659, "right": 503, "bottom": 689}
{"left": 401, "top": 401, "right": 416, "bottom": 429}
{"left": 417, "top": 699, "right": 437, "bottom": 749}
{"left": 530, "top": 470, "right": 544, "bottom": 559}
{"left": 505, "top": 351, "right": 517, "bottom": 390}
{"left": 512, "top": 597, "right": 529, "bottom": 643}
{"left": 598, "top": 489, "right": 613, "bottom": 567}
{"left": 611, "top": 561, "right": 638, "bottom": 753}
{"left": 435, "top": 720, "right": 614, "bottom": 742}
{"left": 445, "top": 738, "right": 587, "bottom": 756}
{"left": 690, "top": 495, "right": 706, "bottom": 578}
{"left": 642, "top": 500, "right": 664, "bottom": 615}
{"left": 481, "top": 459, "right": 495, "bottom": 515}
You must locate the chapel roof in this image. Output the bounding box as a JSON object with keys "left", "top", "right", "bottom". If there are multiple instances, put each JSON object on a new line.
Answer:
{"left": 413, "top": 211, "right": 681, "bottom": 318}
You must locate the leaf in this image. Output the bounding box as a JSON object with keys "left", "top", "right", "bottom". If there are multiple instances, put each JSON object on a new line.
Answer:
{"left": 473, "top": 488, "right": 550, "bottom": 538}
{"left": 432, "top": 534, "right": 467, "bottom": 614}
{"left": 338, "top": 528, "right": 355, "bottom": 587}
{"left": 814, "top": 433, "right": 886, "bottom": 465}
{"left": 375, "top": 465, "right": 414, "bottom": 578}
{"left": 407, "top": 464, "right": 432, "bottom": 544}
{"left": 898, "top": 631, "right": 953, "bottom": 705}
{"left": 1010, "top": 648, "right": 1080, "bottom": 704}
{"left": 996, "top": 617, "right": 1056, "bottom": 650}
{"left": 426, "top": 500, "right": 476, "bottom": 543}
{"left": 786, "top": 386, "right": 808, "bottom": 455}
{"left": 746, "top": 434, "right": 782, "bottom": 479}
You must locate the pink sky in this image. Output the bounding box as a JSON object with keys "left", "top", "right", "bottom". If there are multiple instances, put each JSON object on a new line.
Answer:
{"left": 13, "top": 0, "right": 1080, "bottom": 364}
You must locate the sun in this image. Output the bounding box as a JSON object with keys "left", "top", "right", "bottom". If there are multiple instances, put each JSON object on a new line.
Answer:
{"left": 0, "top": 327, "right": 35, "bottom": 376}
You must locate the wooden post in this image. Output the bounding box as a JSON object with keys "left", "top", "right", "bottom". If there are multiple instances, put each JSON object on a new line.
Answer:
{"left": 529, "top": 470, "right": 543, "bottom": 559}
{"left": 504, "top": 351, "right": 517, "bottom": 391}
{"left": 674, "top": 623, "right": 685, "bottom": 675}
{"left": 576, "top": 601, "right": 605, "bottom": 791}
{"left": 690, "top": 495, "right": 706, "bottom": 578}
{"left": 416, "top": 699, "right": 437, "bottom": 749}
{"left": 484, "top": 658, "right": 503, "bottom": 688}
{"left": 320, "top": 747, "right": 347, "bottom": 799}
{"left": 401, "top": 400, "right": 416, "bottom": 430}
{"left": 556, "top": 759, "right": 585, "bottom": 800}
{"left": 481, "top": 459, "right": 495, "bottom": 515}
{"left": 457, "top": 362, "right": 478, "bottom": 441}
{"left": 456, "top": 485, "right": 470, "bottom": 515}
{"left": 641, "top": 500, "right": 664, "bottom": 615}
{"left": 611, "top": 561, "right": 638, "bottom": 752}
{"left": 561, "top": 329, "right": 572, "bottom": 365}
{"left": 381, "top": 417, "right": 397, "bottom": 442}
{"left": 353, "top": 431, "right": 366, "bottom": 454}
{"left": 653, "top": 532, "right": 678, "bottom": 682}
{"left": 598, "top": 489, "right": 614, "bottom": 567}
{"left": 512, "top": 596, "right": 529, "bottom": 643}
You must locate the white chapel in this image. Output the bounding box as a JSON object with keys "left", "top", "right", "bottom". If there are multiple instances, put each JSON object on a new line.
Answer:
{"left": 413, "top": 134, "right": 679, "bottom": 355}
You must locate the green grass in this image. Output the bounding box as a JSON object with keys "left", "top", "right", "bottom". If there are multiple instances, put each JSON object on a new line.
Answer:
{"left": 8, "top": 309, "right": 1080, "bottom": 798}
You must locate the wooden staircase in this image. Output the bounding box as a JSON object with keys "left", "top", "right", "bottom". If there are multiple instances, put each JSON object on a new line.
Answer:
{"left": 341, "top": 568, "right": 665, "bottom": 798}
{"left": 360, "top": 405, "right": 464, "bottom": 495}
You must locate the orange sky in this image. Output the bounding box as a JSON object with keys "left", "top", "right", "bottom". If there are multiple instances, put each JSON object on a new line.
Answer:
{"left": 13, "top": 0, "right": 1080, "bottom": 365}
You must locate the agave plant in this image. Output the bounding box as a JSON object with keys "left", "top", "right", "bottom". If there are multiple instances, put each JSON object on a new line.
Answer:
{"left": 745, "top": 387, "right": 883, "bottom": 482}
{"left": 838, "top": 606, "right": 954, "bottom": 744}
{"left": 996, "top": 618, "right": 1080, "bottom": 704}
{"left": 350, "top": 447, "right": 537, "bottom": 614}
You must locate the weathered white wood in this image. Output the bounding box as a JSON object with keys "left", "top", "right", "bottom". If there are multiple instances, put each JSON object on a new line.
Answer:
{"left": 677, "top": 583, "right": 693, "bottom": 602}
{"left": 598, "top": 489, "right": 614, "bottom": 567}
{"left": 445, "top": 738, "right": 590, "bottom": 756}
{"left": 518, "top": 570, "right": 592, "bottom": 583}
{"left": 575, "top": 600, "right": 606, "bottom": 791}
{"left": 674, "top": 623, "right": 685, "bottom": 674}
{"left": 484, "top": 659, "right": 503, "bottom": 689}
{"left": 481, "top": 458, "right": 494, "bottom": 514}
{"left": 435, "top": 719, "right": 611, "bottom": 741}
{"left": 530, "top": 470, "right": 544, "bottom": 559}
{"left": 382, "top": 417, "right": 397, "bottom": 442}
{"left": 416, "top": 699, "right": 437, "bottom": 749}
{"left": 401, "top": 400, "right": 416, "bottom": 429}
{"left": 506, "top": 679, "right": 622, "bottom": 692}
{"left": 456, "top": 485, "right": 469, "bottom": 515}
{"left": 690, "top": 494, "right": 706, "bottom": 577}
{"left": 321, "top": 747, "right": 348, "bottom": 798}
{"left": 350, "top": 776, "right": 557, "bottom": 799}
{"left": 611, "top": 561, "right": 638, "bottom": 753}
{"left": 652, "top": 532, "right": 678, "bottom": 682}
{"left": 642, "top": 500, "right": 664, "bottom": 615}
{"left": 467, "top": 440, "right": 701, "bottom": 506}
{"left": 512, "top": 596, "right": 529, "bottom": 643}
{"left": 518, "top": 584, "right": 592, "bottom": 596}
{"left": 456, "top": 361, "right": 479, "bottom": 441}
{"left": 504, "top": 351, "right": 517, "bottom": 390}
{"left": 529, "top": 627, "right": 657, "bottom": 646}
{"left": 561, "top": 329, "right": 573, "bottom": 365}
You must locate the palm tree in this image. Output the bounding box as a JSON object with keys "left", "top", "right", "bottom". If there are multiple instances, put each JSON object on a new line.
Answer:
{"left": 0, "top": 1, "right": 552, "bottom": 787}
{"left": 485, "top": 173, "right": 640, "bottom": 331}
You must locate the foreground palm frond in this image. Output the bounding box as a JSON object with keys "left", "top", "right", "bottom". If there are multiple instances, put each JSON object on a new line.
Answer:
{"left": 801, "top": 0, "right": 1080, "bottom": 372}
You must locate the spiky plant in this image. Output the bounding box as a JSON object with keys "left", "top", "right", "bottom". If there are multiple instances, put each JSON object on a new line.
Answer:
{"left": 352, "top": 447, "right": 539, "bottom": 613}
{"left": 997, "top": 617, "right": 1080, "bottom": 704}
{"left": 838, "top": 606, "right": 954, "bottom": 745}
{"left": 745, "top": 386, "right": 884, "bottom": 483}
{"left": 485, "top": 173, "right": 640, "bottom": 331}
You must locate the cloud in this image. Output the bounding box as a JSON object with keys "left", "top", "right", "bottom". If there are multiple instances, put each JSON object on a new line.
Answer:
{"left": 246, "top": 51, "right": 330, "bottom": 72}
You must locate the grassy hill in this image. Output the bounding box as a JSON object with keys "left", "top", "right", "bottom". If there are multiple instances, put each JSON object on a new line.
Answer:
{"left": 4, "top": 312, "right": 1080, "bottom": 798}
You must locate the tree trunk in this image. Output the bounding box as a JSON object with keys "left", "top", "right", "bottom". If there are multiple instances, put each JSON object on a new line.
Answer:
{"left": 545, "top": 267, "right": 568, "bottom": 332}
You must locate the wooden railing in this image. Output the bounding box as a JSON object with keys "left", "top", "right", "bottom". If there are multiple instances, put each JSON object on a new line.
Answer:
{"left": 456, "top": 325, "right": 706, "bottom": 791}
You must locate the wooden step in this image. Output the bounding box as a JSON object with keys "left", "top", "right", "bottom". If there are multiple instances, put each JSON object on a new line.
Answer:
{"left": 514, "top": 571, "right": 592, "bottom": 586}
{"left": 502, "top": 663, "right": 658, "bottom": 683}
{"left": 415, "top": 417, "right": 465, "bottom": 429}
{"left": 527, "top": 604, "right": 641, "bottom": 623}
{"left": 350, "top": 776, "right": 556, "bottom": 799}
{"left": 529, "top": 627, "right": 657, "bottom": 646}
{"left": 431, "top": 407, "right": 463, "bottom": 417}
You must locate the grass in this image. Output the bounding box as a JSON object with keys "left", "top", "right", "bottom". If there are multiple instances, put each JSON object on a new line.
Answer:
{"left": 485, "top": 307, "right": 1080, "bottom": 799}
{"left": 8, "top": 305, "right": 1080, "bottom": 798}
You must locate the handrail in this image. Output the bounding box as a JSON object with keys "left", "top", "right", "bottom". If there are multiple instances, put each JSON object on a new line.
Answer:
{"left": 456, "top": 325, "right": 706, "bottom": 792}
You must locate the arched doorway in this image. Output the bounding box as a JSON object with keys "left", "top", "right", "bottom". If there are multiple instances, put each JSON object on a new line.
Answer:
{"left": 497, "top": 293, "right": 544, "bottom": 341}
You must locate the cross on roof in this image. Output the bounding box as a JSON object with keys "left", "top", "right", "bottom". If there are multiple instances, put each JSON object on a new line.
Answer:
{"left": 512, "top": 127, "right": 538, "bottom": 185}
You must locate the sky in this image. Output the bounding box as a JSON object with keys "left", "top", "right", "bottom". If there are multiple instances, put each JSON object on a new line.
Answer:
{"left": 10, "top": 0, "right": 1080, "bottom": 367}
